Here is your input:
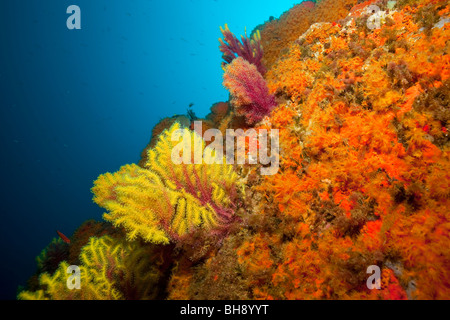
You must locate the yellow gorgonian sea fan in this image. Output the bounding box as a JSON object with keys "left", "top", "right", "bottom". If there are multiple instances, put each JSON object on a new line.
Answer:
{"left": 92, "top": 122, "right": 240, "bottom": 245}
{"left": 18, "top": 236, "right": 160, "bottom": 300}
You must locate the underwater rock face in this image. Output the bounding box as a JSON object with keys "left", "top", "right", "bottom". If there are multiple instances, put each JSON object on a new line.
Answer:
{"left": 19, "top": 0, "right": 450, "bottom": 300}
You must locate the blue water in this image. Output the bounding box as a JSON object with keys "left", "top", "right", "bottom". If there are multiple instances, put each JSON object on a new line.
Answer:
{"left": 0, "top": 0, "right": 301, "bottom": 299}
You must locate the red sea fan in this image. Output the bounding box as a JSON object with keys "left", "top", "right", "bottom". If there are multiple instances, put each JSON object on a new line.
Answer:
{"left": 219, "top": 24, "right": 266, "bottom": 75}
{"left": 223, "top": 57, "right": 277, "bottom": 125}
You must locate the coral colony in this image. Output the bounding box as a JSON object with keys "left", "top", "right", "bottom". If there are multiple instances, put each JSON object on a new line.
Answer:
{"left": 19, "top": 0, "right": 450, "bottom": 300}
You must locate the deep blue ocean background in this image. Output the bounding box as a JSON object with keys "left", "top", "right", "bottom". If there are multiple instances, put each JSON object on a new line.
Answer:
{"left": 0, "top": 0, "right": 301, "bottom": 299}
